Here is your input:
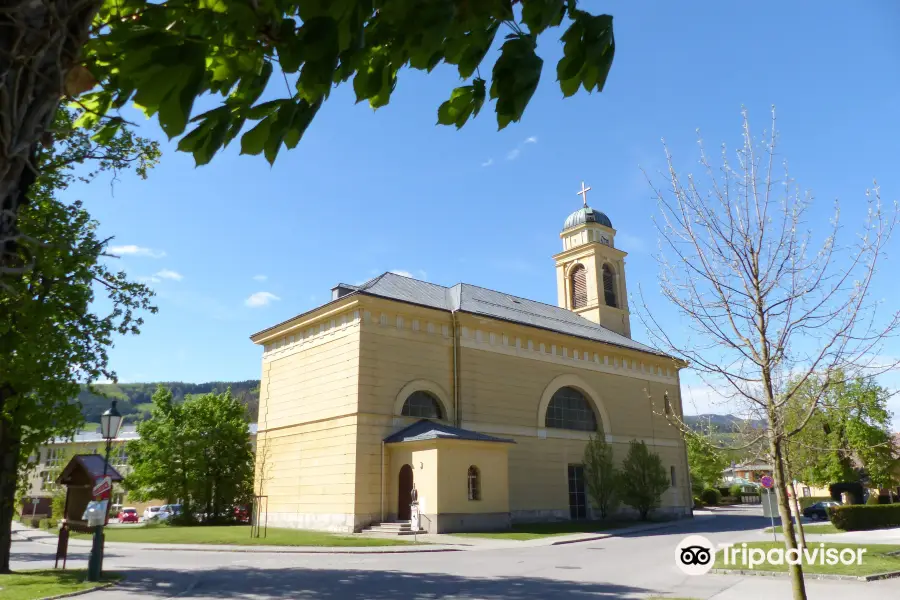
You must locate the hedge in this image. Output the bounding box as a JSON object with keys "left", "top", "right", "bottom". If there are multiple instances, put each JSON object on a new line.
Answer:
{"left": 829, "top": 504, "right": 900, "bottom": 531}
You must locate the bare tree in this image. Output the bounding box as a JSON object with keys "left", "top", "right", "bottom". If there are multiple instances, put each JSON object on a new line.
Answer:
{"left": 641, "top": 108, "right": 899, "bottom": 600}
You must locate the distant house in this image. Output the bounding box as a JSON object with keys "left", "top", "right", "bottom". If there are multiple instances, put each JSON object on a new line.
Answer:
{"left": 20, "top": 423, "right": 258, "bottom": 519}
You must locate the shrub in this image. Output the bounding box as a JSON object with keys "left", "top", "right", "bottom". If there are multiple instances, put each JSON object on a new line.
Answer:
{"left": 38, "top": 518, "right": 53, "bottom": 530}
{"left": 693, "top": 496, "right": 704, "bottom": 509}
{"left": 867, "top": 494, "right": 880, "bottom": 505}
{"left": 729, "top": 484, "right": 744, "bottom": 498}
{"left": 830, "top": 504, "right": 900, "bottom": 531}
{"left": 700, "top": 488, "right": 722, "bottom": 506}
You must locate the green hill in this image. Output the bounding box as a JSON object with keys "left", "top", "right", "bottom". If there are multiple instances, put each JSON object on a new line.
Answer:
{"left": 78, "top": 381, "right": 260, "bottom": 424}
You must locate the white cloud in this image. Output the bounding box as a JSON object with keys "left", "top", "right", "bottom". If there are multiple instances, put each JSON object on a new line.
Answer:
{"left": 245, "top": 291, "right": 281, "bottom": 308}
{"left": 481, "top": 158, "right": 494, "bottom": 167}
{"left": 506, "top": 136, "right": 538, "bottom": 161}
{"left": 253, "top": 274, "right": 268, "bottom": 282}
{"left": 137, "top": 275, "right": 161, "bottom": 284}
{"left": 109, "top": 245, "right": 166, "bottom": 258}
{"left": 155, "top": 269, "right": 183, "bottom": 281}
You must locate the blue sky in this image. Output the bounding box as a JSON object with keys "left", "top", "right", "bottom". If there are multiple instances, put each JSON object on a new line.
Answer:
{"left": 68, "top": 2, "right": 900, "bottom": 424}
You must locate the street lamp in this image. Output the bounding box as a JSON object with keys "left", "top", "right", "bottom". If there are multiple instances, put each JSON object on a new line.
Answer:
{"left": 99, "top": 400, "right": 124, "bottom": 474}
{"left": 88, "top": 400, "right": 124, "bottom": 581}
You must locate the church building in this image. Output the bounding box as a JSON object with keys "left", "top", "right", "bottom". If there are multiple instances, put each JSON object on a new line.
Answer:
{"left": 250, "top": 187, "right": 692, "bottom": 533}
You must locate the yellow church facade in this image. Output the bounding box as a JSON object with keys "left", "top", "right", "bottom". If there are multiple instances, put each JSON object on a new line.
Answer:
{"left": 250, "top": 197, "right": 692, "bottom": 533}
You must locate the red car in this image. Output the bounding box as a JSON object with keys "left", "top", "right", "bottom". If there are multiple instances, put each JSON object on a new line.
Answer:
{"left": 117, "top": 507, "right": 139, "bottom": 523}
{"left": 234, "top": 505, "right": 251, "bottom": 523}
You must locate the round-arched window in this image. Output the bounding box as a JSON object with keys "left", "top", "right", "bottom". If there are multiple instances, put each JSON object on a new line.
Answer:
{"left": 467, "top": 466, "right": 481, "bottom": 501}
{"left": 602, "top": 264, "right": 617, "bottom": 307}
{"left": 570, "top": 264, "right": 588, "bottom": 309}
{"left": 401, "top": 391, "right": 443, "bottom": 419}
{"left": 545, "top": 386, "right": 598, "bottom": 431}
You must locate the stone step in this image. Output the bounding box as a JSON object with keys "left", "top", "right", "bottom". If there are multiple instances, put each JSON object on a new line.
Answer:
{"left": 360, "top": 521, "right": 426, "bottom": 535}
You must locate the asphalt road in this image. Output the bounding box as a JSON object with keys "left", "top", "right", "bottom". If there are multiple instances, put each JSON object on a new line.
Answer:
{"left": 10, "top": 507, "right": 900, "bottom": 599}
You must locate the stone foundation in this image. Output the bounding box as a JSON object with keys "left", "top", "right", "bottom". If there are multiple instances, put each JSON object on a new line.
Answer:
{"left": 260, "top": 512, "right": 357, "bottom": 533}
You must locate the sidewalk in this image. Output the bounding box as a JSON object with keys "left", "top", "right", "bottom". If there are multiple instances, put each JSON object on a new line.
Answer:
{"left": 12, "top": 517, "right": 682, "bottom": 553}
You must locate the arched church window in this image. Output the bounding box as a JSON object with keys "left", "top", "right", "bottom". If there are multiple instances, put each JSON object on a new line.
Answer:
{"left": 602, "top": 264, "right": 617, "bottom": 307}
{"left": 545, "top": 387, "right": 598, "bottom": 432}
{"left": 570, "top": 265, "right": 587, "bottom": 309}
{"left": 401, "top": 391, "right": 443, "bottom": 419}
{"left": 467, "top": 466, "right": 481, "bottom": 501}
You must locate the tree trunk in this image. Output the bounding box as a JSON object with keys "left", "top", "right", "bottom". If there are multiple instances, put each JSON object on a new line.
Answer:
{"left": 0, "top": 409, "right": 22, "bottom": 574}
{"left": 783, "top": 452, "right": 806, "bottom": 547}
{"left": 0, "top": 0, "right": 101, "bottom": 280}
{"left": 769, "top": 432, "right": 807, "bottom": 600}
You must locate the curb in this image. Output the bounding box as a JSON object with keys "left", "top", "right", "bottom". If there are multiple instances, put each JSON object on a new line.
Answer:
{"left": 137, "top": 546, "right": 463, "bottom": 555}
{"left": 710, "top": 568, "right": 900, "bottom": 582}
{"left": 550, "top": 521, "right": 679, "bottom": 546}
{"left": 37, "top": 578, "right": 122, "bottom": 600}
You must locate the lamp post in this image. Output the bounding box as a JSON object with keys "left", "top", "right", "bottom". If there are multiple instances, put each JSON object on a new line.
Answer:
{"left": 87, "top": 400, "right": 123, "bottom": 582}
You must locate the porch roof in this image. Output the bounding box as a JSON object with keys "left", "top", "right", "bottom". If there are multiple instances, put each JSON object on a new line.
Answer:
{"left": 384, "top": 419, "right": 515, "bottom": 445}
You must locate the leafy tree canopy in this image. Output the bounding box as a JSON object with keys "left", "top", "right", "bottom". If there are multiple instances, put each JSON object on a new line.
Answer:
{"left": 126, "top": 386, "right": 254, "bottom": 522}
{"left": 0, "top": 108, "right": 158, "bottom": 571}
{"left": 685, "top": 425, "right": 729, "bottom": 491}
{"left": 80, "top": 0, "right": 615, "bottom": 165}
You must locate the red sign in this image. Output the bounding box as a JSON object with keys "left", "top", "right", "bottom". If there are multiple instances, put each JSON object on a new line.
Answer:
{"left": 760, "top": 475, "right": 774, "bottom": 489}
{"left": 92, "top": 476, "right": 112, "bottom": 499}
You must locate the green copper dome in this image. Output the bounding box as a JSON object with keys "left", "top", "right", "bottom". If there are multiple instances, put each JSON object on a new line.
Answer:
{"left": 563, "top": 206, "right": 612, "bottom": 230}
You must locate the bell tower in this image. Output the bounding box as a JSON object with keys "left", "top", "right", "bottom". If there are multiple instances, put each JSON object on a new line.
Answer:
{"left": 552, "top": 182, "right": 631, "bottom": 338}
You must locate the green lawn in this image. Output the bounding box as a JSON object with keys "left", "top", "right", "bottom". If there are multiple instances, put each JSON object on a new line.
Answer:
{"left": 765, "top": 523, "right": 841, "bottom": 534}
{"left": 70, "top": 524, "right": 413, "bottom": 546}
{"left": 450, "top": 519, "right": 644, "bottom": 541}
{"left": 714, "top": 542, "right": 900, "bottom": 576}
{"left": 0, "top": 570, "right": 120, "bottom": 600}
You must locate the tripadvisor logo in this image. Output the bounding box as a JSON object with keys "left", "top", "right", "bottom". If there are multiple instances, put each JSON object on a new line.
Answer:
{"left": 722, "top": 542, "right": 867, "bottom": 570}
{"left": 675, "top": 536, "right": 868, "bottom": 575}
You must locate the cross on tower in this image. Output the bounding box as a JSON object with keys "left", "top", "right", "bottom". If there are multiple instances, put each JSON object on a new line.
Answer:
{"left": 576, "top": 181, "right": 591, "bottom": 207}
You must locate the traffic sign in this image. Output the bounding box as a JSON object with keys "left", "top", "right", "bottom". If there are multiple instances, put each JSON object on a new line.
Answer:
{"left": 760, "top": 475, "right": 774, "bottom": 489}
{"left": 92, "top": 476, "right": 112, "bottom": 498}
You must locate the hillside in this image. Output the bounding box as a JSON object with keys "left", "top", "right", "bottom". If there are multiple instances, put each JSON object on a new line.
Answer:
{"left": 684, "top": 413, "right": 766, "bottom": 433}
{"left": 78, "top": 381, "right": 260, "bottom": 425}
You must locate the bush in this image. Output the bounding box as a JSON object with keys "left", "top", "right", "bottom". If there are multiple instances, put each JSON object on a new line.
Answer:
{"left": 693, "top": 496, "right": 704, "bottom": 509}
{"left": 38, "top": 518, "right": 53, "bottom": 530}
{"left": 867, "top": 494, "right": 880, "bottom": 505}
{"left": 700, "top": 488, "right": 722, "bottom": 506}
{"left": 729, "top": 484, "right": 744, "bottom": 498}
{"left": 830, "top": 504, "right": 900, "bottom": 531}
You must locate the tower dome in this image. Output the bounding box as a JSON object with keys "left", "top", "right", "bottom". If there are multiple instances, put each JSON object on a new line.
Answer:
{"left": 563, "top": 206, "right": 612, "bottom": 231}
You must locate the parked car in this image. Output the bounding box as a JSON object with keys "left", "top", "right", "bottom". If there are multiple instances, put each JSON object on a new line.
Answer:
{"left": 156, "top": 504, "right": 183, "bottom": 521}
{"left": 143, "top": 506, "right": 162, "bottom": 521}
{"left": 117, "top": 507, "right": 139, "bottom": 523}
{"left": 234, "top": 505, "right": 250, "bottom": 523}
{"left": 802, "top": 501, "right": 840, "bottom": 521}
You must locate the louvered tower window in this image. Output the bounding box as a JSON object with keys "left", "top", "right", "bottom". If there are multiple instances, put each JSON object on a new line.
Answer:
{"left": 603, "top": 264, "right": 617, "bottom": 307}
{"left": 570, "top": 265, "right": 587, "bottom": 309}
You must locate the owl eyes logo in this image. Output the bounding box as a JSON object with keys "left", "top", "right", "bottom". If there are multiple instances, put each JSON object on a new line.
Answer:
{"left": 675, "top": 535, "right": 716, "bottom": 575}
{"left": 680, "top": 545, "right": 712, "bottom": 565}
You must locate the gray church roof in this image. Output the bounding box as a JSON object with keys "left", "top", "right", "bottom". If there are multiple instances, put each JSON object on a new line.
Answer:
{"left": 384, "top": 419, "right": 514, "bottom": 444}
{"left": 347, "top": 272, "right": 664, "bottom": 357}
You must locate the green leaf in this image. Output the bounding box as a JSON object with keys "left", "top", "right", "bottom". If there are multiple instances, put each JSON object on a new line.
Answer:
{"left": 490, "top": 36, "right": 542, "bottom": 130}
{"left": 436, "top": 78, "right": 486, "bottom": 129}
{"left": 90, "top": 119, "right": 122, "bottom": 145}
{"left": 240, "top": 115, "right": 275, "bottom": 156}
{"left": 521, "top": 0, "right": 565, "bottom": 35}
